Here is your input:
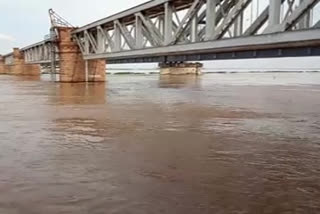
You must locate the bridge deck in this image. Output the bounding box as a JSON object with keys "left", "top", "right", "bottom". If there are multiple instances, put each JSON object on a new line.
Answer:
{"left": 83, "top": 29, "right": 320, "bottom": 63}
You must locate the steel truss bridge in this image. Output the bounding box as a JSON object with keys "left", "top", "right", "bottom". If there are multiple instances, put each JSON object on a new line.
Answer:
{"left": 2, "top": 0, "right": 320, "bottom": 65}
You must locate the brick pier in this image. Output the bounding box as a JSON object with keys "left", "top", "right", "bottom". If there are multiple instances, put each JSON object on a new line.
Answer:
{"left": 0, "top": 56, "right": 5, "bottom": 74}
{"left": 0, "top": 49, "right": 40, "bottom": 76}
{"left": 57, "top": 27, "right": 106, "bottom": 82}
{"left": 159, "top": 62, "right": 203, "bottom": 75}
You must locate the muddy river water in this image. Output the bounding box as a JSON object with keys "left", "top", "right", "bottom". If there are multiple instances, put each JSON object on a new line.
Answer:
{"left": 0, "top": 73, "right": 320, "bottom": 214}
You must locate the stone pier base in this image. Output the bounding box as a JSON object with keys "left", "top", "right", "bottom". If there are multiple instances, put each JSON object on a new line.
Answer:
{"left": 0, "top": 66, "right": 4, "bottom": 74}
{"left": 0, "top": 50, "right": 41, "bottom": 76}
{"left": 0, "top": 56, "right": 5, "bottom": 74}
{"left": 59, "top": 49, "right": 86, "bottom": 82}
{"left": 57, "top": 27, "right": 106, "bottom": 83}
{"left": 88, "top": 59, "right": 106, "bottom": 82}
{"left": 159, "top": 62, "right": 203, "bottom": 75}
{"left": 5, "top": 64, "right": 41, "bottom": 76}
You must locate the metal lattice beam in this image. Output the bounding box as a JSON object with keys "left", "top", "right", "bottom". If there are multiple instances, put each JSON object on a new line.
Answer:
{"left": 4, "top": 0, "right": 320, "bottom": 64}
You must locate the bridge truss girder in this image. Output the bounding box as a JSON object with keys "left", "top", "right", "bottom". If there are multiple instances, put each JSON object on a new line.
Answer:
{"left": 6, "top": 0, "right": 320, "bottom": 64}
{"left": 71, "top": 0, "right": 320, "bottom": 60}
{"left": 22, "top": 41, "right": 57, "bottom": 64}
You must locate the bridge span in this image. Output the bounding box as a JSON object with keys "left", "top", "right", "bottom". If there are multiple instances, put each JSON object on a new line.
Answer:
{"left": 1, "top": 0, "right": 320, "bottom": 82}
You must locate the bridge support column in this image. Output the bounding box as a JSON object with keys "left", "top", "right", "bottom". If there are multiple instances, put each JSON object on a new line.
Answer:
{"left": 5, "top": 49, "right": 40, "bottom": 76}
{"left": 58, "top": 27, "right": 86, "bottom": 82}
{"left": 87, "top": 59, "right": 106, "bottom": 82}
{"left": 159, "top": 62, "right": 203, "bottom": 75}
{"left": 57, "top": 27, "right": 106, "bottom": 83}
{"left": 0, "top": 56, "right": 5, "bottom": 74}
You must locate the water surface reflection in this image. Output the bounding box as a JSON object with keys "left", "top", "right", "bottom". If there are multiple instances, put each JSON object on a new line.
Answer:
{"left": 159, "top": 75, "right": 201, "bottom": 88}
{"left": 57, "top": 83, "right": 106, "bottom": 105}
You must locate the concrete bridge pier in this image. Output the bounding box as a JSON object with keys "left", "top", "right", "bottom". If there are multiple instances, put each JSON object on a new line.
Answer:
{"left": 159, "top": 62, "right": 203, "bottom": 75}
{"left": 57, "top": 27, "right": 106, "bottom": 83}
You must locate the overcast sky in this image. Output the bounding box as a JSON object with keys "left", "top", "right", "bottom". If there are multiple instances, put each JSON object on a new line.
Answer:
{"left": 0, "top": 0, "right": 148, "bottom": 53}
{"left": 1, "top": 0, "right": 319, "bottom": 70}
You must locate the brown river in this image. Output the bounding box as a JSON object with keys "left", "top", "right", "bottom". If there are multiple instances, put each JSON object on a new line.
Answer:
{"left": 0, "top": 73, "right": 320, "bottom": 214}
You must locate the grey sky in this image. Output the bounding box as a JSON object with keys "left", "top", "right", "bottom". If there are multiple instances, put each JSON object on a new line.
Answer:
{"left": 1, "top": 0, "right": 319, "bottom": 70}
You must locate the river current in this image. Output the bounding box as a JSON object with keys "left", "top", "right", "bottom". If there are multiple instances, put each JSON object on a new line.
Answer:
{"left": 0, "top": 73, "right": 319, "bottom": 214}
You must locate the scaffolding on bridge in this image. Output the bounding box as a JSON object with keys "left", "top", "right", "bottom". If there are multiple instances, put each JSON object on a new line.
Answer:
{"left": 48, "top": 9, "right": 74, "bottom": 80}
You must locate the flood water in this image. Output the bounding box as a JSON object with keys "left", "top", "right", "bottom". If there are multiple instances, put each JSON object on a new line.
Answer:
{"left": 0, "top": 72, "right": 320, "bottom": 214}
